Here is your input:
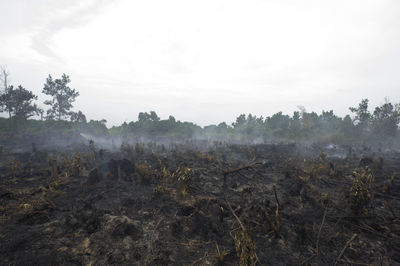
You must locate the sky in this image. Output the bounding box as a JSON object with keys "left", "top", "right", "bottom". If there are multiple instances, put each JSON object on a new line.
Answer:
{"left": 0, "top": 0, "right": 399, "bottom": 127}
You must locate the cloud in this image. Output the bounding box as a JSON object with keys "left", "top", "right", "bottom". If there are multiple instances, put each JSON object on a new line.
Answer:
{"left": 0, "top": 0, "right": 118, "bottom": 60}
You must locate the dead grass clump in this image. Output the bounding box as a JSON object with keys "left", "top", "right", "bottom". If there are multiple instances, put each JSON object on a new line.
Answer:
{"left": 135, "top": 163, "right": 152, "bottom": 183}
{"left": 155, "top": 166, "right": 173, "bottom": 184}
{"left": 49, "top": 159, "right": 58, "bottom": 180}
{"left": 319, "top": 152, "right": 327, "bottom": 162}
{"left": 195, "top": 151, "right": 216, "bottom": 163}
{"left": 153, "top": 184, "right": 166, "bottom": 198}
{"left": 176, "top": 166, "right": 193, "bottom": 197}
{"left": 9, "top": 159, "right": 19, "bottom": 178}
{"left": 382, "top": 173, "right": 395, "bottom": 193}
{"left": 299, "top": 161, "right": 329, "bottom": 180}
{"left": 215, "top": 243, "right": 229, "bottom": 265}
{"left": 348, "top": 167, "right": 374, "bottom": 215}
{"left": 72, "top": 152, "right": 83, "bottom": 177}
{"left": 234, "top": 229, "right": 256, "bottom": 266}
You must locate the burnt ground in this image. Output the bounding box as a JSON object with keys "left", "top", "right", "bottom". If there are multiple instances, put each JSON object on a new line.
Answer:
{"left": 0, "top": 142, "right": 400, "bottom": 265}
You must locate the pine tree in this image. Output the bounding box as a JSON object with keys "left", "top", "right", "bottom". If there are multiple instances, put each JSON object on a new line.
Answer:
{"left": 42, "top": 74, "right": 79, "bottom": 120}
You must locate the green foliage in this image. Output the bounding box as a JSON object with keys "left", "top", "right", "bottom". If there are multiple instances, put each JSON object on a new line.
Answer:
{"left": 113, "top": 111, "right": 201, "bottom": 138}
{"left": 0, "top": 85, "right": 40, "bottom": 119}
{"left": 349, "top": 99, "right": 371, "bottom": 129}
{"left": 42, "top": 74, "right": 79, "bottom": 120}
{"left": 79, "top": 119, "right": 108, "bottom": 137}
{"left": 70, "top": 110, "right": 87, "bottom": 123}
{"left": 371, "top": 101, "right": 400, "bottom": 137}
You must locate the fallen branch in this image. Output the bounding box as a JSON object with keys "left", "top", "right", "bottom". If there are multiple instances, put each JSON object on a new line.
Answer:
{"left": 190, "top": 251, "right": 209, "bottom": 266}
{"left": 334, "top": 233, "right": 357, "bottom": 265}
{"left": 148, "top": 217, "right": 163, "bottom": 253}
{"left": 274, "top": 203, "right": 280, "bottom": 234}
{"left": 338, "top": 258, "right": 371, "bottom": 266}
{"left": 225, "top": 198, "right": 260, "bottom": 265}
{"left": 316, "top": 206, "right": 328, "bottom": 255}
{"left": 223, "top": 162, "right": 263, "bottom": 186}
{"left": 223, "top": 162, "right": 262, "bottom": 176}
{"left": 301, "top": 254, "right": 316, "bottom": 265}
{"left": 225, "top": 198, "right": 245, "bottom": 231}
{"left": 332, "top": 215, "right": 376, "bottom": 220}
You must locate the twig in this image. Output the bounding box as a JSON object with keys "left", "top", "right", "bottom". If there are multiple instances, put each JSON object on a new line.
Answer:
{"left": 334, "top": 233, "right": 357, "bottom": 265}
{"left": 223, "top": 162, "right": 262, "bottom": 186}
{"left": 149, "top": 218, "right": 163, "bottom": 244}
{"left": 301, "top": 208, "right": 327, "bottom": 266}
{"left": 301, "top": 254, "right": 316, "bottom": 265}
{"left": 338, "top": 258, "right": 371, "bottom": 265}
{"left": 225, "top": 198, "right": 260, "bottom": 265}
{"left": 190, "top": 251, "right": 208, "bottom": 266}
{"left": 316, "top": 206, "right": 328, "bottom": 255}
{"left": 332, "top": 215, "right": 376, "bottom": 220}
{"left": 265, "top": 208, "right": 274, "bottom": 229}
{"left": 273, "top": 185, "right": 280, "bottom": 209}
{"left": 223, "top": 162, "right": 261, "bottom": 176}
{"left": 182, "top": 240, "right": 213, "bottom": 247}
{"left": 274, "top": 203, "right": 280, "bottom": 234}
{"left": 225, "top": 199, "right": 246, "bottom": 231}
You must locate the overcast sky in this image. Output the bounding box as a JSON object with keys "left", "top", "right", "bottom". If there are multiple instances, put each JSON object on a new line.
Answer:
{"left": 1, "top": 0, "right": 399, "bottom": 126}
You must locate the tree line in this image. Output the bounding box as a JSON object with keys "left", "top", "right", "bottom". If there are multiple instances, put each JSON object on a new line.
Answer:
{"left": 108, "top": 99, "right": 400, "bottom": 144}
{"left": 0, "top": 66, "right": 399, "bottom": 144}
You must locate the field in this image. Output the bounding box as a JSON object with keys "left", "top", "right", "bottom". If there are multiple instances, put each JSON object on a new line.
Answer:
{"left": 0, "top": 140, "right": 399, "bottom": 265}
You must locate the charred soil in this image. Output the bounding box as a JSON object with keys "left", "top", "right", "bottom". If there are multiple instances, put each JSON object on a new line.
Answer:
{"left": 0, "top": 142, "right": 399, "bottom": 265}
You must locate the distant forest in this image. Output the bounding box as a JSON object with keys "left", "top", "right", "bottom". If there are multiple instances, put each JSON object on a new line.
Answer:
{"left": 0, "top": 70, "right": 399, "bottom": 145}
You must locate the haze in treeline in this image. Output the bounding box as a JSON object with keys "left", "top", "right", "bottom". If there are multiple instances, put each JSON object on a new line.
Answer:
{"left": 0, "top": 69, "right": 399, "bottom": 147}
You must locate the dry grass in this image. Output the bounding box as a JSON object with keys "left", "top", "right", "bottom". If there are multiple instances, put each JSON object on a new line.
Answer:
{"left": 234, "top": 229, "right": 256, "bottom": 266}
{"left": 348, "top": 167, "right": 374, "bottom": 215}
{"left": 176, "top": 166, "right": 193, "bottom": 197}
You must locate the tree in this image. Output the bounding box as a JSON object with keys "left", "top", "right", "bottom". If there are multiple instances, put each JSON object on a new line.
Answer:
{"left": 371, "top": 100, "right": 400, "bottom": 137}
{"left": 0, "top": 86, "right": 13, "bottom": 118}
{"left": 70, "top": 110, "right": 87, "bottom": 123}
{"left": 0, "top": 66, "right": 11, "bottom": 117}
{"left": 349, "top": 99, "right": 372, "bottom": 138}
{"left": 83, "top": 119, "right": 109, "bottom": 137}
{"left": 232, "top": 114, "right": 246, "bottom": 128}
{"left": 289, "top": 111, "right": 302, "bottom": 137}
{"left": 149, "top": 111, "right": 160, "bottom": 122}
{"left": 0, "top": 85, "right": 40, "bottom": 119}
{"left": 266, "top": 112, "right": 290, "bottom": 137}
{"left": 168, "top": 115, "right": 176, "bottom": 123}
{"left": 138, "top": 111, "right": 160, "bottom": 122}
{"left": 0, "top": 66, "right": 10, "bottom": 93}
{"left": 42, "top": 74, "right": 79, "bottom": 120}
{"left": 349, "top": 99, "right": 371, "bottom": 126}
